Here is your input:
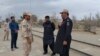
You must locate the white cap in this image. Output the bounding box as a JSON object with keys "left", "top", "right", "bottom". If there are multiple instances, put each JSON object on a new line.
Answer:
{"left": 60, "top": 9, "right": 69, "bottom": 14}
{"left": 23, "top": 12, "right": 32, "bottom": 16}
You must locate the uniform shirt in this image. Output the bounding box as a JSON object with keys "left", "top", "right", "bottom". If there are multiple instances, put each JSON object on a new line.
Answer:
{"left": 58, "top": 18, "right": 73, "bottom": 41}
{"left": 55, "top": 17, "right": 73, "bottom": 53}
{"left": 4, "top": 22, "right": 10, "bottom": 31}
{"left": 21, "top": 19, "right": 33, "bottom": 38}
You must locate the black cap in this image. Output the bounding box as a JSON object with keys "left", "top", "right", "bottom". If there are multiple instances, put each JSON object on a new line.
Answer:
{"left": 45, "top": 16, "right": 50, "bottom": 19}
{"left": 11, "top": 16, "right": 15, "bottom": 19}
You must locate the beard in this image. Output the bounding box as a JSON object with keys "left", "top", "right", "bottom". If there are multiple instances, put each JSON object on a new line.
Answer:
{"left": 26, "top": 18, "right": 30, "bottom": 21}
{"left": 12, "top": 20, "right": 15, "bottom": 22}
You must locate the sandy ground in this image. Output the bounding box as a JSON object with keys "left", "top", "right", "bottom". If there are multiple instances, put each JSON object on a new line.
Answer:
{"left": 0, "top": 28, "right": 88, "bottom": 56}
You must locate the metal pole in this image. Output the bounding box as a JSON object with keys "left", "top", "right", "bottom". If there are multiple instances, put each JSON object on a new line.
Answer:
{"left": 29, "top": 0, "right": 31, "bottom": 12}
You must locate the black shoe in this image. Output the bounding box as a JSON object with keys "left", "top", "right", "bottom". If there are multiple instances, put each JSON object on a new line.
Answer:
{"left": 51, "top": 53, "right": 56, "bottom": 56}
{"left": 15, "top": 47, "right": 19, "bottom": 49}
{"left": 43, "top": 52, "right": 48, "bottom": 55}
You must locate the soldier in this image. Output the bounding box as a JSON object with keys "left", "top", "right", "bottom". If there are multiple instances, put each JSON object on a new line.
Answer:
{"left": 43, "top": 16, "right": 55, "bottom": 56}
{"left": 21, "top": 12, "right": 33, "bottom": 56}
{"left": 3, "top": 18, "right": 10, "bottom": 41}
{"left": 9, "top": 16, "right": 19, "bottom": 51}
{"left": 55, "top": 9, "right": 73, "bottom": 56}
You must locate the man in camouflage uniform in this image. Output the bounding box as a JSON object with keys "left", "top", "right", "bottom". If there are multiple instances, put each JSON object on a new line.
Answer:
{"left": 21, "top": 12, "right": 33, "bottom": 56}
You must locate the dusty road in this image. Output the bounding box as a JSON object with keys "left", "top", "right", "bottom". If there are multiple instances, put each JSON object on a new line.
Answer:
{"left": 0, "top": 28, "right": 100, "bottom": 56}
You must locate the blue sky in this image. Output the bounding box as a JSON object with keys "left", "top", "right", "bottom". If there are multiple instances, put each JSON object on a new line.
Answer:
{"left": 0, "top": 0, "right": 100, "bottom": 20}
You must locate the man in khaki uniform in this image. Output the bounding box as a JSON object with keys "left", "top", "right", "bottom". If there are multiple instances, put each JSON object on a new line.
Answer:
{"left": 3, "top": 18, "right": 10, "bottom": 41}
{"left": 21, "top": 12, "right": 33, "bottom": 56}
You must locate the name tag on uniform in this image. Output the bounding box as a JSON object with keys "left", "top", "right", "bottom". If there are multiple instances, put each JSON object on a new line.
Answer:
{"left": 67, "top": 20, "right": 70, "bottom": 26}
{"left": 67, "top": 22, "right": 70, "bottom": 26}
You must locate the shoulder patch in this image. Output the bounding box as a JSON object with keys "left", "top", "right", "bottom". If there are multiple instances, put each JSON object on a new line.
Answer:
{"left": 67, "top": 19, "right": 70, "bottom": 22}
{"left": 67, "top": 21, "right": 70, "bottom": 26}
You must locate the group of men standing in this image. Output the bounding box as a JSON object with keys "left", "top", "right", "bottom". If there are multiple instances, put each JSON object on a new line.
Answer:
{"left": 3, "top": 13, "right": 33, "bottom": 56}
{"left": 3, "top": 9, "right": 73, "bottom": 56}
{"left": 43, "top": 9, "right": 73, "bottom": 56}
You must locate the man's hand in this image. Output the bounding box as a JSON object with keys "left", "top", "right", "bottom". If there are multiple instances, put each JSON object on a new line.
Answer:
{"left": 15, "top": 30, "right": 18, "bottom": 33}
{"left": 63, "top": 41, "right": 67, "bottom": 45}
